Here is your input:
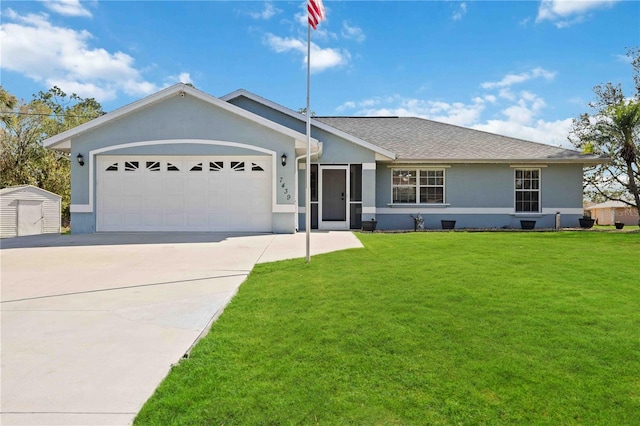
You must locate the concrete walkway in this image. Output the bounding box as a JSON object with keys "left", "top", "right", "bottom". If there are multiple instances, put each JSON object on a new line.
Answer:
{"left": 0, "top": 232, "right": 362, "bottom": 426}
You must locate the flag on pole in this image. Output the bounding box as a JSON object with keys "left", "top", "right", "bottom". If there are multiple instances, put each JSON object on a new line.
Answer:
{"left": 305, "top": 0, "right": 324, "bottom": 263}
{"left": 308, "top": 0, "right": 326, "bottom": 30}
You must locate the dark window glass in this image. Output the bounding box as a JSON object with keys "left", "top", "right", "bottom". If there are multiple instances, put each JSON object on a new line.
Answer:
{"left": 350, "top": 164, "right": 362, "bottom": 202}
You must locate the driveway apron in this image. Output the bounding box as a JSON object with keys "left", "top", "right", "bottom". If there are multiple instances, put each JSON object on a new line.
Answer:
{"left": 0, "top": 232, "right": 362, "bottom": 426}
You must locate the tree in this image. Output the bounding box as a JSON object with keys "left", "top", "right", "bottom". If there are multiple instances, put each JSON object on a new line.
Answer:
{"left": 297, "top": 107, "right": 317, "bottom": 117}
{"left": 0, "top": 86, "right": 104, "bottom": 225}
{"left": 569, "top": 48, "right": 640, "bottom": 226}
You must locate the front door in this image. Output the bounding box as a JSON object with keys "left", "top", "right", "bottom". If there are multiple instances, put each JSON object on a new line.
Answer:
{"left": 320, "top": 166, "right": 348, "bottom": 230}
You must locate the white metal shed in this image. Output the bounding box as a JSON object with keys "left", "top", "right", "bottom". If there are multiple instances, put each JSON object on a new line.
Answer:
{"left": 0, "top": 185, "right": 62, "bottom": 238}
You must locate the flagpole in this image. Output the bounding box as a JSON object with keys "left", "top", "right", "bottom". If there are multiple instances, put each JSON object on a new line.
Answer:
{"left": 305, "top": 22, "right": 311, "bottom": 263}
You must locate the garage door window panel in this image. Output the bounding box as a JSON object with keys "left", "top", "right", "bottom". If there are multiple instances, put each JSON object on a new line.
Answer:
{"left": 210, "top": 161, "right": 224, "bottom": 171}
{"left": 125, "top": 161, "right": 139, "bottom": 171}
{"left": 146, "top": 161, "right": 160, "bottom": 171}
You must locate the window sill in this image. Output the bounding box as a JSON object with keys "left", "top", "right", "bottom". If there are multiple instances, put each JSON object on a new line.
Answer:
{"left": 387, "top": 203, "right": 450, "bottom": 208}
{"left": 512, "top": 212, "right": 543, "bottom": 217}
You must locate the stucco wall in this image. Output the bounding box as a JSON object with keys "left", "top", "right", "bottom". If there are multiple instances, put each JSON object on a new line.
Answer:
{"left": 229, "top": 95, "right": 380, "bottom": 231}
{"left": 375, "top": 163, "right": 584, "bottom": 230}
{"left": 69, "top": 94, "right": 298, "bottom": 233}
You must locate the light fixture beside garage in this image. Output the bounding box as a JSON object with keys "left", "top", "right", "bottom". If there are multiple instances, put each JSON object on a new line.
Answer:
{"left": 76, "top": 153, "right": 85, "bottom": 166}
{"left": 281, "top": 153, "right": 287, "bottom": 167}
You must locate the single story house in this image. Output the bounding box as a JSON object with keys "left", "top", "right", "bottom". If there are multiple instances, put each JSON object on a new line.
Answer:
{"left": 585, "top": 200, "right": 639, "bottom": 225}
{"left": 43, "top": 84, "right": 604, "bottom": 234}
{"left": 0, "top": 185, "right": 62, "bottom": 238}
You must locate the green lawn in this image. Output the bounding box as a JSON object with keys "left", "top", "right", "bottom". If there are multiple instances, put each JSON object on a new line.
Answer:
{"left": 135, "top": 232, "right": 640, "bottom": 425}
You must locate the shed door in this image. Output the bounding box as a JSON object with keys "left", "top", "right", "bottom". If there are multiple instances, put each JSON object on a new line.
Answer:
{"left": 97, "top": 156, "right": 272, "bottom": 232}
{"left": 18, "top": 200, "right": 43, "bottom": 236}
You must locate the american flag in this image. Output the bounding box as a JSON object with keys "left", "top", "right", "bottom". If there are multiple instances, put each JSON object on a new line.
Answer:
{"left": 308, "top": 0, "right": 326, "bottom": 30}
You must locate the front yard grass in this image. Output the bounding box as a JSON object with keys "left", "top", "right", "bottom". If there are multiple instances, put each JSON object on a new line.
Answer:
{"left": 135, "top": 232, "right": 639, "bottom": 425}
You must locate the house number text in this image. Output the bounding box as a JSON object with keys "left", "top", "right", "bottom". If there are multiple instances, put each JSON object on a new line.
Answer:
{"left": 280, "top": 177, "right": 291, "bottom": 200}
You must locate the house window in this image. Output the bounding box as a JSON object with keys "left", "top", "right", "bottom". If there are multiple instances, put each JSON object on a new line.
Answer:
{"left": 392, "top": 169, "right": 445, "bottom": 204}
{"left": 231, "top": 161, "right": 245, "bottom": 171}
{"left": 515, "top": 169, "right": 540, "bottom": 212}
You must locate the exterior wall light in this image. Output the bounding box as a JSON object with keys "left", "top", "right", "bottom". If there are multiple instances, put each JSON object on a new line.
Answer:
{"left": 281, "top": 153, "right": 287, "bottom": 167}
{"left": 77, "top": 153, "right": 85, "bottom": 166}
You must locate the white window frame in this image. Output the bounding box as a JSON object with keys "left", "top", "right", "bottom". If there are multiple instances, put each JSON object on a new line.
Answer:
{"left": 391, "top": 168, "right": 446, "bottom": 205}
{"left": 514, "top": 168, "right": 541, "bottom": 213}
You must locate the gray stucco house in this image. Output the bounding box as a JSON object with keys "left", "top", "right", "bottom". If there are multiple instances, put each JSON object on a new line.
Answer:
{"left": 44, "top": 83, "right": 603, "bottom": 234}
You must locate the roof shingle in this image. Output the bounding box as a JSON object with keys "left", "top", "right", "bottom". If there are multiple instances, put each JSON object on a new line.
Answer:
{"left": 315, "top": 116, "right": 600, "bottom": 162}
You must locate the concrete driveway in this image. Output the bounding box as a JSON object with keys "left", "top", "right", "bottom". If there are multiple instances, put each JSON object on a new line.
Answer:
{"left": 0, "top": 232, "right": 362, "bottom": 426}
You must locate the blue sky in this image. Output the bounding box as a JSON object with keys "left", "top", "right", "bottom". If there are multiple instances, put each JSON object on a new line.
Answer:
{"left": 1, "top": 0, "right": 638, "bottom": 147}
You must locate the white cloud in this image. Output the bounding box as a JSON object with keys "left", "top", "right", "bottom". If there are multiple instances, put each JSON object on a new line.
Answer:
{"left": 360, "top": 98, "right": 380, "bottom": 107}
{"left": 499, "top": 88, "right": 516, "bottom": 101}
{"left": 44, "top": 80, "right": 115, "bottom": 101}
{"left": 178, "top": 72, "right": 192, "bottom": 84}
{"left": 452, "top": 2, "right": 467, "bottom": 21}
{"left": 249, "top": 2, "right": 280, "bottom": 20}
{"left": 536, "top": 0, "right": 619, "bottom": 28}
{"left": 615, "top": 53, "right": 633, "bottom": 64}
{"left": 472, "top": 118, "right": 573, "bottom": 147}
{"left": 167, "top": 72, "right": 193, "bottom": 85}
{"left": 336, "top": 74, "right": 574, "bottom": 146}
{"left": 341, "top": 22, "right": 365, "bottom": 42}
{"left": 357, "top": 96, "right": 486, "bottom": 127}
{"left": 264, "top": 33, "right": 348, "bottom": 72}
{"left": 39, "top": 0, "right": 93, "bottom": 18}
{"left": 473, "top": 89, "right": 571, "bottom": 146}
{"left": 336, "top": 101, "right": 355, "bottom": 112}
{"left": 502, "top": 92, "right": 546, "bottom": 125}
{"left": 481, "top": 67, "right": 556, "bottom": 89}
{"left": 0, "top": 10, "right": 157, "bottom": 101}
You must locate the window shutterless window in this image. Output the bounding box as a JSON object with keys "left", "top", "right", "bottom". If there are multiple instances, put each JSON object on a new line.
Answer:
{"left": 515, "top": 169, "right": 540, "bottom": 212}
{"left": 392, "top": 169, "right": 445, "bottom": 204}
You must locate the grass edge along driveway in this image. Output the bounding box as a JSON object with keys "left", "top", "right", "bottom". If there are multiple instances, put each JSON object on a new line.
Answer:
{"left": 135, "top": 232, "right": 640, "bottom": 425}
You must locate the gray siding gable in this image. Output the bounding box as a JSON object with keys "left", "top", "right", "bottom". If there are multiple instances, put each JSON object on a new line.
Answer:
{"left": 223, "top": 91, "right": 395, "bottom": 161}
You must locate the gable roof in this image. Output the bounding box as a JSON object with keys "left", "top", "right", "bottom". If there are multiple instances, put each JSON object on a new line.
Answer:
{"left": 221, "top": 89, "right": 396, "bottom": 161}
{"left": 585, "top": 200, "right": 636, "bottom": 210}
{"left": 315, "top": 116, "right": 605, "bottom": 164}
{"left": 43, "top": 84, "right": 318, "bottom": 152}
{"left": 0, "top": 185, "right": 61, "bottom": 199}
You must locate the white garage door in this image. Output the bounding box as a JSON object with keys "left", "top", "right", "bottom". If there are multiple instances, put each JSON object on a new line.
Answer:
{"left": 97, "top": 156, "right": 272, "bottom": 232}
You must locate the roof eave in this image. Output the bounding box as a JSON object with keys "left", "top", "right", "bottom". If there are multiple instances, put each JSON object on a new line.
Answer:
{"left": 388, "top": 156, "right": 610, "bottom": 164}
